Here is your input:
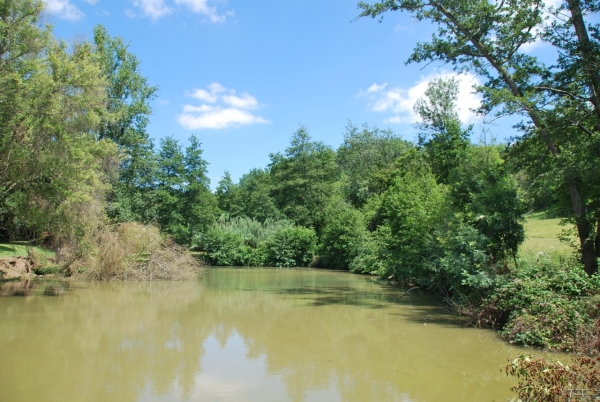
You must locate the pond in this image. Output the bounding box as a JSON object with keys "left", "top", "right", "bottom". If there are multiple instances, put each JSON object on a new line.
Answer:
{"left": 0, "top": 268, "right": 558, "bottom": 401}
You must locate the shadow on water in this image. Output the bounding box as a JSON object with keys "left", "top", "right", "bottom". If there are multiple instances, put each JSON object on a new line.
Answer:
{"left": 203, "top": 267, "right": 469, "bottom": 327}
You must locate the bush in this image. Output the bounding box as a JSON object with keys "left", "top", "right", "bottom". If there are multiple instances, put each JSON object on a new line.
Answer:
{"left": 506, "top": 353, "right": 600, "bottom": 401}
{"left": 78, "top": 222, "right": 199, "bottom": 281}
{"left": 194, "top": 217, "right": 316, "bottom": 267}
{"left": 320, "top": 195, "right": 367, "bottom": 269}
{"left": 267, "top": 226, "right": 316, "bottom": 267}
{"left": 490, "top": 258, "right": 600, "bottom": 351}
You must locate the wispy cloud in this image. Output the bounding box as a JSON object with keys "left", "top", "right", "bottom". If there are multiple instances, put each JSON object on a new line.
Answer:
{"left": 44, "top": 0, "right": 84, "bottom": 20}
{"left": 132, "top": 0, "right": 172, "bottom": 19}
{"left": 129, "top": 0, "right": 233, "bottom": 21}
{"left": 178, "top": 83, "right": 268, "bottom": 130}
{"left": 174, "top": 0, "right": 234, "bottom": 22}
{"left": 359, "top": 71, "right": 482, "bottom": 124}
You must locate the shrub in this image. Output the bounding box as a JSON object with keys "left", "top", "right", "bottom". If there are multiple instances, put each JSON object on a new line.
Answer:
{"left": 506, "top": 354, "right": 600, "bottom": 401}
{"left": 320, "top": 195, "right": 367, "bottom": 269}
{"left": 490, "top": 258, "right": 600, "bottom": 351}
{"left": 267, "top": 226, "right": 316, "bottom": 267}
{"left": 79, "top": 222, "right": 199, "bottom": 281}
{"left": 193, "top": 217, "right": 316, "bottom": 267}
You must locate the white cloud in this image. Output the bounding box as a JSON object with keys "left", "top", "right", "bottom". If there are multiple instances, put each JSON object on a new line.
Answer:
{"left": 133, "top": 0, "right": 171, "bottom": 19}
{"left": 174, "top": 0, "right": 234, "bottom": 22}
{"left": 360, "top": 71, "right": 482, "bottom": 124}
{"left": 44, "top": 0, "right": 84, "bottom": 20}
{"left": 178, "top": 83, "right": 268, "bottom": 130}
{"left": 189, "top": 82, "right": 226, "bottom": 103}
{"left": 366, "top": 83, "right": 387, "bottom": 94}
{"left": 222, "top": 93, "right": 259, "bottom": 109}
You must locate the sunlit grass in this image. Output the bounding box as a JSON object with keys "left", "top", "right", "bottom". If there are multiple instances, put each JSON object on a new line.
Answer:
{"left": 0, "top": 242, "right": 54, "bottom": 259}
{"left": 519, "top": 214, "right": 576, "bottom": 262}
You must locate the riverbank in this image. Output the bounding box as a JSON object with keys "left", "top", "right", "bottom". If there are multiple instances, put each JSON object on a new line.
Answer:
{"left": 0, "top": 223, "right": 201, "bottom": 282}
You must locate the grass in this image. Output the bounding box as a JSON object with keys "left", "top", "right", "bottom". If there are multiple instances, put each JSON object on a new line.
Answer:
{"left": 0, "top": 242, "right": 55, "bottom": 259}
{"left": 519, "top": 214, "right": 576, "bottom": 261}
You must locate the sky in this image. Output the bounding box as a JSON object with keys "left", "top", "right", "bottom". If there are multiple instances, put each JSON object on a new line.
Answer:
{"left": 43, "top": 0, "right": 553, "bottom": 187}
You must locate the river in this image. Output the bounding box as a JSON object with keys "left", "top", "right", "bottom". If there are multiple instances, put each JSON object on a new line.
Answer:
{"left": 0, "top": 268, "right": 559, "bottom": 401}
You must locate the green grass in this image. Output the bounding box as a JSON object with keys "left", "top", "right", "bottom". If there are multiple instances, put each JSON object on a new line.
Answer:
{"left": 519, "top": 215, "right": 576, "bottom": 261}
{"left": 0, "top": 242, "right": 55, "bottom": 259}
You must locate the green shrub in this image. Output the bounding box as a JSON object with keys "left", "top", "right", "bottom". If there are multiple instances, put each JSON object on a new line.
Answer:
{"left": 320, "top": 195, "right": 367, "bottom": 269}
{"left": 194, "top": 217, "right": 316, "bottom": 267}
{"left": 267, "top": 226, "right": 316, "bottom": 267}
{"left": 490, "top": 258, "right": 600, "bottom": 350}
{"left": 198, "top": 229, "right": 245, "bottom": 266}
{"left": 33, "top": 265, "right": 61, "bottom": 275}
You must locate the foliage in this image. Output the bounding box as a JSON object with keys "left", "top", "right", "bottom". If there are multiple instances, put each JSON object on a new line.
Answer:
{"left": 414, "top": 77, "right": 470, "bottom": 184}
{"left": 217, "top": 168, "right": 282, "bottom": 222}
{"left": 0, "top": 1, "right": 120, "bottom": 245}
{"left": 357, "top": 0, "right": 600, "bottom": 274}
{"left": 193, "top": 217, "right": 315, "bottom": 267}
{"left": 337, "top": 122, "right": 410, "bottom": 206}
{"left": 319, "top": 191, "right": 368, "bottom": 269}
{"left": 154, "top": 135, "right": 217, "bottom": 244}
{"left": 506, "top": 354, "right": 600, "bottom": 402}
{"left": 490, "top": 258, "right": 600, "bottom": 351}
{"left": 267, "top": 226, "right": 317, "bottom": 267}
{"left": 377, "top": 161, "right": 449, "bottom": 282}
{"left": 270, "top": 126, "right": 339, "bottom": 234}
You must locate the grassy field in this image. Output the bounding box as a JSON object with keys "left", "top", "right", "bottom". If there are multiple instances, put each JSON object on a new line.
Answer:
{"left": 0, "top": 242, "right": 55, "bottom": 259}
{"left": 519, "top": 214, "right": 576, "bottom": 261}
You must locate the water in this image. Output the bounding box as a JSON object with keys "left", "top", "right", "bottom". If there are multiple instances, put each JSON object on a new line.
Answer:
{"left": 0, "top": 268, "right": 560, "bottom": 401}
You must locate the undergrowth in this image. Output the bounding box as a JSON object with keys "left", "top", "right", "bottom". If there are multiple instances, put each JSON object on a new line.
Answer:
{"left": 73, "top": 222, "right": 199, "bottom": 281}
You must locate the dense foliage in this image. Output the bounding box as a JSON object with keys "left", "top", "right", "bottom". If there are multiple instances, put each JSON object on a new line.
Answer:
{"left": 192, "top": 216, "right": 316, "bottom": 267}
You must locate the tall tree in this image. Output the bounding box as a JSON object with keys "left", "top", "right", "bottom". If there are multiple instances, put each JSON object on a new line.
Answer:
{"left": 336, "top": 122, "right": 410, "bottom": 206}
{"left": 93, "top": 25, "right": 159, "bottom": 223}
{"left": 358, "top": 0, "right": 600, "bottom": 274}
{"left": 270, "top": 126, "right": 339, "bottom": 235}
{"left": 155, "top": 136, "right": 216, "bottom": 243}
{"left": 414, "top": 77, "right": 470, "bottom": 184}
{"left": 183, "top": 134, "right": 217, "bottom": 237}
{"left": 0, "top": 0, "right": 118, "bottom": 242}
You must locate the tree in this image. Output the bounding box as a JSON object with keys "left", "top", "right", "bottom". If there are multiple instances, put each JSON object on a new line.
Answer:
{"left": 269, "top": 126, "right": 339, "bottom": 235}
{"left": 155, "top": 136, "right": 216, "bottom": 243}
{"left": 93, "top": 25, "right": 157, "bottom": 182}
{"left": 93, "top": 25, "right": 159, "bottom": 224}
{"left": 357, "top": 0, "right": 600, "bottom": 274}
{"left": 336, "top": 122, "right": 410, "bottom": 206}
{"left": 414, "top": 77, "right": 470, "bottom": 184}
{"left": 155, "top": 137, "right": 186, "bottom": 241}
{"left": 182, "top": 134, "right": 218, "bottom": 237}
{"left": 216, "top": 171, "right": 239, "bottom": 215}
{"left": 236, "top": 168, "right": 281, "bottom": 222}
{"left": 0, "top": 0, "right": 119, "bottom": 243}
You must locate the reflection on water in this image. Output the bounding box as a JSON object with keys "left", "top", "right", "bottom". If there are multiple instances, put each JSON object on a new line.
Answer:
{"left": 0, "top": 268, "right": 558, "bottom": 401}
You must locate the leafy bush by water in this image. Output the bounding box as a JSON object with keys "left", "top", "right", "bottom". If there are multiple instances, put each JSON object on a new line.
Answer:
{"left": 193, "top": 217, "right": 316, "bottom": 267}
{"left": 488, "top": 258, "right": 600, "bottom": 351}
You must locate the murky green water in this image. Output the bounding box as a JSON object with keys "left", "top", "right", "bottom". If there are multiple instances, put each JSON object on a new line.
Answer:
{"left": 0, "top": 268, "right": 560, "bottom": 401}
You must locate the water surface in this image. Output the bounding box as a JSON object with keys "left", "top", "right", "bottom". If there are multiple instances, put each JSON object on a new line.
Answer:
{"left": 0, "top": 268, "right": 557, "bottom": 401}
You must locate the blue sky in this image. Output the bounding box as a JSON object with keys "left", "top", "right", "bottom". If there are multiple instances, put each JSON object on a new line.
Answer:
{"left": 43, "top": 0, "right": 548, "bottom": 187}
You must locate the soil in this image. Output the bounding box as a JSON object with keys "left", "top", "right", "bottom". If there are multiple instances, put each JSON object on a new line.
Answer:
{"left": 0, "top": 256, "right": 35, "bottom": 280}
